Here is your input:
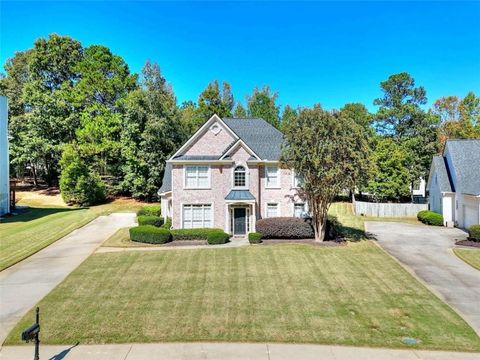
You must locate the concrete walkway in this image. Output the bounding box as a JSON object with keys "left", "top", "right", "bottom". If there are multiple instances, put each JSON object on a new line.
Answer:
{"left": 0, "top": 213, "right": 136, "bottom": 344}
{"left": 366, "top": 222, "right": 480, "bottom": 335}
{"left": 97, "top": 237, "right": 249, "bottom": 253}
{"left": 1, "top": 342, "right": 479, "bottom": 359}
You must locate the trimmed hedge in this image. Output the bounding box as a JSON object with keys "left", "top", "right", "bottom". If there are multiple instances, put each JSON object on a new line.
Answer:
{"left": 417, "top": 210, "right": 444, "bottom": 226}
{"left": 170, "top": 228, "right": 230, "bottom": 245}
{"left": 137, "top": 215, "right": 164, "bottom": 227}
{"left": 248, "top": 232, "right": 263, "bottom": 244}
{"left": 468, "top": 225, "right": 480, "bottom": 241}
{"left": 129, "top": 225, "right": 171, "bottom": 244}
{"left": 256, "top": 216, "right": 339, "bottom": 240}
{"left": 137, "top": 205, "right": 161, "bottom": 217}
{"left": 162, "top": 217, "right": 172, "bottom": 229}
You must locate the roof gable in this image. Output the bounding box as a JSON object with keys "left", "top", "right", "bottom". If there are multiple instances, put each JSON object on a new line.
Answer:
{"left": 444, "top": 139, "right": 480, "bottom": 195}
{"left": 223, "top": 118, "right": 284, "bottom": 160}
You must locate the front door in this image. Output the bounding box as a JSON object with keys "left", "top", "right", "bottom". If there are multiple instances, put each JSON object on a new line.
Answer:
{"left": 233, "top": 207, "right": 247, "bottom": 235}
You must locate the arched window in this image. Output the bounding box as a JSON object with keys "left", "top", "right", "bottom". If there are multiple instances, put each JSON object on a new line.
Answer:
{"left": 234, "top": 165, "right": 246, "bottom": 187}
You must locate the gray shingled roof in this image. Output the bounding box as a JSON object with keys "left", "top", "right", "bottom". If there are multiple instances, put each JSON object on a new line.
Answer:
{"left": 173, "top": 155, "right": 219, "bottom": 161}
{"left": 225, "top": 190, "right": 256, "bottom": 201}
{"left": 431, "top": 156, "right": 453, "bottom": 193}
{"left": 223, "top": 118, "right": 284, "bottom": 160}
{"left": 445, "top": 139, "right": 480, "bottom": 195}
{"left": 158, "top": 162, "right": 172, "bottom": 194}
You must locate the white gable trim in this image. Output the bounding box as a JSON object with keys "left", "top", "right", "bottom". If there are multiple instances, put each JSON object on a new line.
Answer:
{"left": 219, "top": 139, "right": 261, "bottom": 160}
{"left": 169, "top": 114, "right": 239, "bottom": 160}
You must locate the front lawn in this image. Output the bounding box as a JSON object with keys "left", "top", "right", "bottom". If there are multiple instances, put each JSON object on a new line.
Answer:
{"left": 454, "top": 248, "right": 480, "bottom": 271}
{"left": 6, "top": 242, "right": 480, "bottom": 351}
{"left": 0, "top": 191, "right": 148, "bottom": 270}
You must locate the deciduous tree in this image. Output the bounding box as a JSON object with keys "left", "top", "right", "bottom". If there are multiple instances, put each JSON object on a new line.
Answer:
{"left": 282, "top": 105, "right": 370, "bottom": 241}
{"left": 247, "top": 86, "right": 280, "bottom": 128}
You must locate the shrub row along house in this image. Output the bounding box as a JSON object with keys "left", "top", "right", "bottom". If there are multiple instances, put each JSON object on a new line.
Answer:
{"left": 427, "top": 139, "right": 480, "bottom": 228}
{"left": 158, "top": 115, "right": 306, "bottom": 236}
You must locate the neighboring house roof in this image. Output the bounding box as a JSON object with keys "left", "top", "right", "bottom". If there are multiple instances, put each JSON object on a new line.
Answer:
{"left": 225, "top": 190, "right": 255, "bottom": 201}
{"left": 431, "top": 155, "right": 453, "bottom": 193}
{"left": 223, "top": 118, "right": 283, "bottom": 160}
{"left": 445, "top": 139, "right": 480, "bottom": 195}
{"left": 158, "top": 162, "right": 172, "bottom": 194}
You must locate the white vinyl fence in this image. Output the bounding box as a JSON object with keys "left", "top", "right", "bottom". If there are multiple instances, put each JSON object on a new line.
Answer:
{"left": 354, "top": 201, "right": 428, "bottom": 217}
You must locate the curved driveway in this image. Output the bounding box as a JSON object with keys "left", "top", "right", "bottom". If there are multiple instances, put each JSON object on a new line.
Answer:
{"left": 366, "top": 222, "right": 480, "bottom": 335}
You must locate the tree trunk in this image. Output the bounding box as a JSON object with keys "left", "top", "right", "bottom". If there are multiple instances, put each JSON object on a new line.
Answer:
{"left": 31, "top": 163, "right": 38, "bottom": 187}
{"left": 313, "top": 212, "right": 327, "bottom": 242}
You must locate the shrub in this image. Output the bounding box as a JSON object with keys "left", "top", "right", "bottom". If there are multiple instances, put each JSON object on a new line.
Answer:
{"left": 256, "top": 216, "right": 340, "bottom": 240}
{"left": 170, "top": 228, "right": 230, "bottom": 244}
{"left": 161, "top": 217, "right": 172, "bottom": 229}
{"left": 468, "top": 225, "right": 480, "bottom": 241}
{"left": 207, "top": 229, "right": 230, "bottom": 245}
{"left": 256, "top": 217, "right": 314, "bottom": 239}
{"left": 248, "top": 232, "right": 263, "bottom": 244}
{"left": 137, "top": 205, "right": 161, "bottom": 217}
{"left": 417, "top": 210, "right": 443, "bottom": 226}
{"left": 137, "top": 215, "right": 164, "bottom": 227}
{"left": 129, "top": 225, "right": 171, "bottom": 244}
{"left": 60, "top": 158, "right": 106, "bottom": 206}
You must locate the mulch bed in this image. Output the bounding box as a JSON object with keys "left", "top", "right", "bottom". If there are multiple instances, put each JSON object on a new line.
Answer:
{"left": 163, "top": 240, "right": 208, "bottom": 247}
{"left": 455, "top": 239, "right": 480, "bottom": 248}
{"left": 261, "top": 238, "right": 347, "bottom": 247}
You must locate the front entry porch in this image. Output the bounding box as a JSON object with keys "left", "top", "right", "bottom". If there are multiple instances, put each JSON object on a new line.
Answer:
{"left": 225, "top": 202, "right": 256, "bottom": 236}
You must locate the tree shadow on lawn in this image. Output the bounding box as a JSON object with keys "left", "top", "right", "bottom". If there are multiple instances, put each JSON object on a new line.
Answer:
{"left": 339, "top": 224, "right": 368, "bottom": 242}
{"left": 0, "top": 207, "right": 84, "bottom": 224}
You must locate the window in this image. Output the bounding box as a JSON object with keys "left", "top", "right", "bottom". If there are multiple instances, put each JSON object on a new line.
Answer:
{"left": 293, "top": 171, "right": 304, "bottom": 188}
{"left": 266, "top": 166, "right": 279, "bottom": 188}
{"left": 234, "top": 165, "right": 246, "bottom": 188}
{"left": 294, "top": 203, "right": 305, "bottom": 218}
{"left": 182, "top": 204, "right": 212, "bottom": 228}
{"left": 266, "top": 203, "right": 279, "bottom": 218}
{"left": 185, "top": 166, "right": 210, "bottom": 188}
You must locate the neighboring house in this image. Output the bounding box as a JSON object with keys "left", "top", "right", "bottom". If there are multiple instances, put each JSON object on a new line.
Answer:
{"left": 427, "top": 139, "right": 480, "bottom": 228}
{"left": 158, "top": 115, "right": 306, "bottom": 236}
{"left": 0, "top": 96, "right": 9, "bottom": 216}
{"left": 411, "top": 178, "right": 426, "bottom": 198}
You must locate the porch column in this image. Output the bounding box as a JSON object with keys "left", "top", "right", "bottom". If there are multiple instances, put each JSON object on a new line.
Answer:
{"left": 225, "top": 204, "right": 229, "bottom": 233}
{"left": 252, "top": 202, "right": 256, "bottom": 232}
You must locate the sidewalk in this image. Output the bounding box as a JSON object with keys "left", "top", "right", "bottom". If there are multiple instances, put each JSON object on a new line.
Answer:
{"left": 0, "top": 213, "right": 136, "bottom": 344}
{"left": 1, "top": 342, "right": 479, "bottom": 359}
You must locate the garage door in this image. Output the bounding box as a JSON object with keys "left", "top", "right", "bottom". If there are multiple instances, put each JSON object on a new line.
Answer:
{"left": 463, "top": 204, "right": 479, "bottom": 229}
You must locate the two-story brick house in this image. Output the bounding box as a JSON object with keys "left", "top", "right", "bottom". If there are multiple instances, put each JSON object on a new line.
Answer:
{"left": 158, "top": 115, "right": 306, "bottom": 236}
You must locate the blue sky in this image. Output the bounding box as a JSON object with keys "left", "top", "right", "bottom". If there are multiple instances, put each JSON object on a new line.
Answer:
{"left": 1, "top": 1, "right": 479, "bottom": 112}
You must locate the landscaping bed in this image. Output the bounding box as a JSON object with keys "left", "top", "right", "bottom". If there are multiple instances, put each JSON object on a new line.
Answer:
{"left": 455, "top": 239, "right": 480, "bottom": 248}
{"left": 261, "top": 239, "right": 346, "bottom": 246}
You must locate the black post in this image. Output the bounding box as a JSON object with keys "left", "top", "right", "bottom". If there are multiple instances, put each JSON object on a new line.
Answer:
{"left": 34, "top": 307, "right": 40, "bottom": 360}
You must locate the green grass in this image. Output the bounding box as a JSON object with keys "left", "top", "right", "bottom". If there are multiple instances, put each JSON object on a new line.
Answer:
{"left": 0, "top": 200, "right": 146, "bottom": 271}
{"left": 454, "top": 248, "right": 480, "bottom": 271}
{"left": 6, "top": 242, "right": 480, "bottom": 350}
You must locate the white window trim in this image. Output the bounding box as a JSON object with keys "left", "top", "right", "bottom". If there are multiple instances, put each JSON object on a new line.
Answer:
{"left": 293, "top": 202, "right": 306, "bottom": 218}
{"left": 231, "top": 164, "right": 249, "bottom": 190}
{"left": 265, "top": 166, "right": 281, "bottom": 189}
{"left": 183, "top": 165, "right": 211, "bottom": 189}
{"left": 180, "top": 203, "right": 214, "bottom": 229}
{"left": 265, "top": 202, "right": 280, "bottom": 218}
{"left": 291, "top": 169, "right": 304, "bottom": 189}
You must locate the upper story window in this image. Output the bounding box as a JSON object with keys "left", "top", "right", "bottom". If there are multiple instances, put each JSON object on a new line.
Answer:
{"left": 293, "top": 170, "right": 304, "bottom": 188}
{"left": 234, "top": 165, "right": 247, "bottom": 188}
{"left": 185, "top": 166, "right": 210, "bottom": 188}
{"left": 266, "top": 166, "right": 280, "bottom": 188}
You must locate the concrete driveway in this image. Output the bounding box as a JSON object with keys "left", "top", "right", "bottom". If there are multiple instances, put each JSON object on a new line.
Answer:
{"left": 366, "top": 222, "right": 480, "bottom": 335}
{"left": 0, "top": 213, "right": 136, "bottom": 344}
